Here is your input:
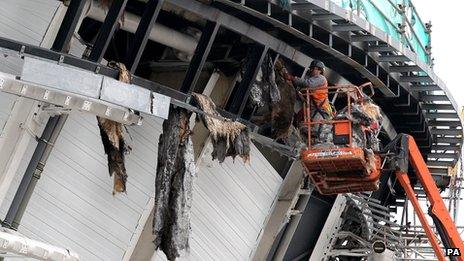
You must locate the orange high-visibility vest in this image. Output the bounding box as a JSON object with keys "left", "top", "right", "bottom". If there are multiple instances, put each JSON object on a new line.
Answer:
{"left": 311, "top": 80, "right": 329, "bottom": 106}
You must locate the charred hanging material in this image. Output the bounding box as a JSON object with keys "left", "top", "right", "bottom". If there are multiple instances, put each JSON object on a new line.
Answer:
{"left": 192, "top": 93, "right": 251, "bottom": 163}
{"left": 249, "top": 54, "right": 280, "bottom": 108}
{"left": 153, "top": 106, "right": 195, "bottom": 261}
{"left": 249, "top": 55, "right": 297, "bottom": 142}
{"left": 228, "top": 44, "right": 268, "bottom": 116}
{"left": 271, "top": 58, "right": 297, "bottom": 141}
{"left": 97, "top": 62, "right": 132, "bottom": 194}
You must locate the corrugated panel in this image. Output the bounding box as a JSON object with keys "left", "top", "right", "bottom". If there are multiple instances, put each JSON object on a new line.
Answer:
{"left": 0, "top": 112, "right": 164, "bottom": 261}
{"left": 155, "top": 141, "right": 282, "bottom": 261}
{"left": 0, "top": 93, "right": 16, "bottom": 134}
{"left": 0, "top": 0, "right": 61, "bottom": 133}
{"left": 0, "top": 0, "right": 60, "bottom": 75}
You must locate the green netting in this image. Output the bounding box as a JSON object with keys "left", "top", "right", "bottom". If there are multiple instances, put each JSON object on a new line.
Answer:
{"left": 331, "top": 0, "right": 431, "bottom": 64}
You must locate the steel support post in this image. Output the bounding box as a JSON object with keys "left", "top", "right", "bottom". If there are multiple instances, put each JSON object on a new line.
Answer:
{"left": 51, "top": 0, "right": 87, "bottom": 52}
{"left": 180, "top": 21, "right": 220, "bottom": 94}
{"left": 1, "top": 116, "right": 68, "bottom": 229}
{"left": 251, "top": 160, "right": 305, "bottom": 260}
{"left": 125, "top": 0, "right": 165, "bottom": 73}
{"left": 88, "top": 0, "right": 128, "bottom": 62}
{"left": 227, "top": 44, "right": 268, "bottom": 116}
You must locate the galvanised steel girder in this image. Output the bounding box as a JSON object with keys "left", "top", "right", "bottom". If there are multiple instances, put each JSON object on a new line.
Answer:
{"left": 180, "top": 20, "right": 220, "bottom": 94}
{"left": 411, "top": 84, "right": 441, "bottom": 92}
{"left": 125, "top": 0, "right": 164, "bottom": 73}
{"left": 88, "top": 0, "right": 128, "bottom": 62}
{"left": 52, "top": 0, "right": 87, "bottom": 52}
{"left": 389, "top": 65, "right": 422, "bottom": 73}
{"left": 227, "top": 44, "right": 269, "bottom": 116}
{"left": 421, "top": 103, "right": 455, "bottom": 111}
{"left": 426, "top": 112, "right": 460, "bottom": 119}
{"left": 431, "top": 145, "right": 461, "bottom": 151}
{"left": 429, "top": 120, "right": 462, "bottom": 127}
{"left": 430, "top": 128, "right": 463, "bottom": 136}
{"left": 428, "top": 153, "right": 459, "bottom": 159}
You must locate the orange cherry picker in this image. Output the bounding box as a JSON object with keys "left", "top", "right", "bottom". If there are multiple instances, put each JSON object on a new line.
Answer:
{"left": 299, "top": 84, "right": 464, "bottom": 260}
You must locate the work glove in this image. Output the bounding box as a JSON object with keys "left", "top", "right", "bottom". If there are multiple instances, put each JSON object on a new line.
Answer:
{"left": 285, "top": 73, "right": 295, "bottom": 82}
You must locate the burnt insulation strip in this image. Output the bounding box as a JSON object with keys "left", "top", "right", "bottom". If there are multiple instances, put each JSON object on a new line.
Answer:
{"left": 249, "top": 56, "right": 298, "bottom": 143}
{"left": 153, "top": 106, "right": 195, "bottom": 261}
{"left": 271, "top": 58, "right": 297, "bottom": 141}
{"left": 97, "top": 62, "right": 131, "bottom": 194}
{"left": 192, "top": 93, "right": 251, "bottom": 163}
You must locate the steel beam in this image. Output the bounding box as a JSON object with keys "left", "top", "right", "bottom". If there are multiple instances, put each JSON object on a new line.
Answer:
{"left": 308, "top": 195, "right": 346, "bottom": 260}
{"left": 332, "top": 24, "right": 360, "bottom": 32}
{"left": 427, "top": 153, "right": 458, "bottom": 159}
{"left": 180, "top": 21, "right": 220, "bottom": 94}
{"left": 351, "top": 34, "right": 378, "bottom": 42}
{"left": 88, "top": 0, "right": 128, "bottom": 62}
{"left": 430, "top": 128, "right": 463, "bottom": 136}
{"left": 51, "top": 0, "right": 87, "bottom": 52}
{"left": 400, "top": 75, "right": 434, "bottom": 83}
{"left": 435, "top": 137, "right": 462, "bottom": 144}
{"left": 227, "top": 44, "right": 268, "bottom": 116}
{"left": 125, "top": 0, "right": 164, "bottom": 73}
{"left": 393, "top": 93, "right": 411, "bottom": 107}
{"left": 2, "top": 115, "right": 68, "bottom": 229}
{"left": 271, "top": 186, "right": 315, "bottom": 261}
{"left": 428, "top": 120, "right": 462, "bottom": 127}
{"left": 378, "top": 55, "right": 409, "bottom": 62}
{"left": 420, "top": 95, "right": 450, "bottom": 102}
{"left": 431, "top": 145, "right": 461, "bottom": 151}
{"left": 428, "top": 167, "right": 449, "bottom": 174}
{"left": 421, "top": 103, "right": 455, "bottom": 110}
{"left": 368, "top": 44, "right": 395, "bottom": 52}
{"left": 312, "top": 14, "right": 340, "bottom": 21}
{"left": 251, "top": 161, "right": 306, "bottom": 261}
{"left": 427, "top": 160, "right": 456, "bottom": 167}
{"left": 411, "top": 84, "right": 441, "bottom": 91}
{"left": 291, "top": 2, "right": 321, "bottom": 11}
{"left": 389, "top": 65, "right": 422, "bottom": 73}
{"left": 426, "top": 112, "right": 459, "bottom": 119}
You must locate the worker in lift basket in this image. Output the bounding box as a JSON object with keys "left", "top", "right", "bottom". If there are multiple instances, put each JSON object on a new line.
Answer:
{"left": 287, "top": 60, "right": 333, "bottom": 145}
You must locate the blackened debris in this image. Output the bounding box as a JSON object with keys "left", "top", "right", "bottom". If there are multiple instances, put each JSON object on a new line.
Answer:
{"left": 192, "top": 93, "right": 251, "bottom": 163}
{"left": 271, "top": 58, "right": 297, "bottom": 141}
{"left": 153, "top": 106, "right": 195, "bottom": 261}
{"left": 249, "top": 56, "right": 297, "bottom": 143}
{"left": 97, "top": 62, "right": 132, "bottom": 194}
{"left": 97, "top": 117, "right": 130, "bottom": 194}
{"left": 249, "top": 54, "right": 280, "bottom": 108}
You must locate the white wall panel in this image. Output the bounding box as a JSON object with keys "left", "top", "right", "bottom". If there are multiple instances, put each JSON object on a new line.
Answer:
{"left": 1, "top": 112, "right": 164, "bottom": 261}
{"left": 0, "top": 0, "right": 61, "bottom": 75}
{"left": 0, "top": 0, "right": 60, "bottom": 133}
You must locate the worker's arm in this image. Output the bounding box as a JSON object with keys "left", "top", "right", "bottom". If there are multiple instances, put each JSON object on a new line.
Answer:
{"left": 292, "top": 75, "right": 327, "bottom": 90}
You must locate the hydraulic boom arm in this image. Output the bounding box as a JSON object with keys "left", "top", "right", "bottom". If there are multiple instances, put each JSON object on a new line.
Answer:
{"left": 391, "top": 134, "right": 464, "bottom": 261}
